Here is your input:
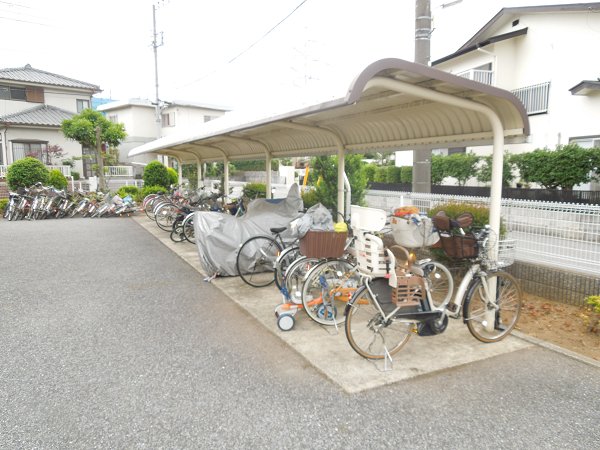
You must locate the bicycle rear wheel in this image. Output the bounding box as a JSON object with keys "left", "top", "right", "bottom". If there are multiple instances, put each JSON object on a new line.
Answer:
{"left": 236, "top": 236, "right": 282, "bottom": 288}
{"left": 301, "top": 258, "right": 359, "bottom": 326}
{"left": 345, "top": 280, "right": 412, "bottom": 360}
{"left": 463, "top": 271, "right": 522, "bottom": 343}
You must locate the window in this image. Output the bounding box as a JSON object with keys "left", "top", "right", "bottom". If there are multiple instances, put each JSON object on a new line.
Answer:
{"left": 569, "top": 136, "right": 600, "bottom": 149}
{"left": 162, "top": 112, "right": 175, "bottom": 127}
{"left": 12, "top": 141, "right": 48, "bottom": 162}
{"left": 0, "top": 85, "right": 28, "bottom": 101}
{"left": 204, "top": 115, "right": 216, "bottom": 123}
{"left": 108, "top": 114, "right": 118, "bottom": 123}
{"left": 77, "top": 99, "right": 90, "bottom": 112}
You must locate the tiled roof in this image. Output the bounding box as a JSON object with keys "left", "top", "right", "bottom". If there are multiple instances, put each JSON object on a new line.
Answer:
{"left": 0, "top": 104, "right": 74, "bottom": 127}
{"left": 0, "top": 64, "right": 100, "bottom": 91}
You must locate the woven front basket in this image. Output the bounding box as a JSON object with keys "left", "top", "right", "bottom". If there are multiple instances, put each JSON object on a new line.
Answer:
{"left": 439, "top": 233, "right": 479, "bottom": 259}
{"left": 299, "top": 230, "right": 347, "bottom": 258}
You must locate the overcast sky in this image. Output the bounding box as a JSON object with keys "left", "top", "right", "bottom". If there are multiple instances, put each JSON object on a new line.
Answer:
{"left": 0, "top": 0, "right": 586, "bottom": 113}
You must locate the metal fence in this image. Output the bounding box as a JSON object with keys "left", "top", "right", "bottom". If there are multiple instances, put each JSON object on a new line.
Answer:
{"left": 365, "top": 190, "right": 600, "bottom": 303}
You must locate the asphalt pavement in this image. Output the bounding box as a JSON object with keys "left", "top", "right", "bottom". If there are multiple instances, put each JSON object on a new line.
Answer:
{"left": 1, "top": 216, "right": 599, "bottom": 449}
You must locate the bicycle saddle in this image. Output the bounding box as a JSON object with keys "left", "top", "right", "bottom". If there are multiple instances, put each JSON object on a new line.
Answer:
{"left": 270, "top": 227, "right": 286, "bottom": 234}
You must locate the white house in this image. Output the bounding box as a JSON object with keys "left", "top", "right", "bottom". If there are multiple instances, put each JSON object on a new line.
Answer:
{"left": 97, "top": 98, "right": 229, "bottom": 176}
{"left": 397, "top": 2, "right": 600, "bottom": 188}
{"left": 0, "top": 64, "right": 101, "bottom": 179}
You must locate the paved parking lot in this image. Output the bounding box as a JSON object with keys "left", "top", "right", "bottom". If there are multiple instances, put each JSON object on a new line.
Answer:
{"left": 1, "top": 216, "right": 599, "bottom": 449}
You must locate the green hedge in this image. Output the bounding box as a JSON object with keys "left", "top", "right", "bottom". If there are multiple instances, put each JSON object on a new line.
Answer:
{"left": 6, "top": 157, "right": 49, "bottom": 189}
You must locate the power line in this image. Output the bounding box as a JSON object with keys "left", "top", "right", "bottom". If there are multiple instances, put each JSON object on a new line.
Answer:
{"left": 0, "top": 14, "right": 50, "bottom": 26}
{"left": 178, "top": 0, "right": 310, "bottom": 88}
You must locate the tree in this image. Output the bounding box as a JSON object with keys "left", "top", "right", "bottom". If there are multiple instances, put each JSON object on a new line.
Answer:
{"left": 143, "top": 161, "right": 171, "bottom": 189}
{"left": 512, "top": 144, "right": 600, "bottom": 189}
{"left": 476, "top": 152, "right": 516, "bottom": 186}
{"left": 444, "top": 152, "right": 480, "bottom": 186}
{"left": 61, "top": 109, "right": 126, "bottom": 191}
{"left": 431, "top": 154, "right": 446, "bottom": 185}
{"left": 311, "top": 154, "right": 367, "bottom": 218}
{"left": 6, "top": 157, "right": 49, "bottom": 189}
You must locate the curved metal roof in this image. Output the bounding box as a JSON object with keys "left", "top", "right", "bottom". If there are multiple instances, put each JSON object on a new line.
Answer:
{"left": 128, "top": 58, "right": 529, "bottom": 163}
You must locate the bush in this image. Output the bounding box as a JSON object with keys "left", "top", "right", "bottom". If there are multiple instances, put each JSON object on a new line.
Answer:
{"left": 363, "top": 164, "right": 378, "bottom": 183}
{"left": 400, "top": 166, "right": 412, "bottom": 184}
{"left": 6, "top": 157, "right": 49, "bottom": 189}
{"left": 584, "top": 295, "right": 600, "bottom": 334}
{"left": 116, "top": 185, "right": 140, "bottom": 199}
{"left": 141, "top": 185, "right": 167, "bottom": 199}
{"left": 71, "top": 171, "right": 80, "bottom": 180}
{"left": 143, "top": 161, "right": 171, "bottom": 189}
{"left": 301, "top": 188, "right": 319, "bottom": 209}
{"left": 243, "top": 182, "right": 266, "bottom": 199}
{"left": 428, "top": 202, "right": 506, "bottom": 235}
{"left": 0, "top": 198, "right": 8, "bottom": 216}
{"left": 384, "top": 166, "right": 402, "bottom": 183}
{"left": 48, "top": 169, "right": 68, "bottom": 190}
{"left": 167, "top": 167, "right": 178, "bottom": 186}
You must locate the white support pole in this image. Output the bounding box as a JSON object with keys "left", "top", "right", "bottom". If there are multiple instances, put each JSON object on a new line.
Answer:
{"left": 265, "top": 153, "right": 272, "bottom": 199}
{"left": 175, "top": 157, "right": 183, "bottom": 186}
{"left": 193, "top": 155, "right": 202, "bottom": 188}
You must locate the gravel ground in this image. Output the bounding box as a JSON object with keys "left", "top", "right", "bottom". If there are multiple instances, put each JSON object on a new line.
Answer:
{"left": 1, "top": 217, "right": 599, "bottom": 449}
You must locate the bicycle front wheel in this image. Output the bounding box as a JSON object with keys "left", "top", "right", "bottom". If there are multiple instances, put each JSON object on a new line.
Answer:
{"left": 155, "top": 204, "right": 178, "bottom": 231}
{"left": 345, "top": 281, "right": 412, "bottom": 360}
{"left": 182, "top": 214, "right": 195, "bottom": 244}
{"left": 274, "top": 245, "right": 300, "bottom": 290}
{"left": 301, "top": 258, "right": 359, "bottom": 326}
{"left": 236, "top": 236, "right": 282, "bottom": 288}
{"left": 423, "top": 261, "right": 454, "bottom": 308}
{"left": 463, "top": 271, "right": 522, "bottom": 343}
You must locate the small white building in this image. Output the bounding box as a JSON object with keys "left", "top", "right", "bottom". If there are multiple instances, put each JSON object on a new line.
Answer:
{"left": 97, "top": 98, "right": 230, "bottom": 175}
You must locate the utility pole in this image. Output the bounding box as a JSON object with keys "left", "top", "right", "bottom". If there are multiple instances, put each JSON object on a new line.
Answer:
{"left": 152, "top": 3, "right": 163, "bottom": 141}
{"left": 413, "top": 0, "right": 432, "bottom": 193}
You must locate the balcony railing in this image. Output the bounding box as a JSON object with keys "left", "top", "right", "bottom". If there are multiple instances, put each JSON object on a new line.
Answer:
{"left": 511, "top": 82, "right": 551, "bottom": 115}
{"left": 457, "top": 69, "right": 494, "bottom": 86}
{"left": 104, "top": 166, "right": 133, "bottom": 177}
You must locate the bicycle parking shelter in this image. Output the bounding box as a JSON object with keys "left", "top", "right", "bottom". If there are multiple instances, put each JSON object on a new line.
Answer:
{"left": 129, "top": 58, "right": 529, "bottom": 237}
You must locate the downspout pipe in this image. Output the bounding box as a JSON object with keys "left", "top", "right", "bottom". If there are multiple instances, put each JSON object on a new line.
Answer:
{"left": 343, "top": 171, "right": 351, "bottom": 221}
{"left": 364, "top": 76, "right": 505, "bottom": 237}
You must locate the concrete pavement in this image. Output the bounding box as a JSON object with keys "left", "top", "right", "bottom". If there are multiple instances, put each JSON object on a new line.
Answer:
{"left": 133, "top": 214, "right": 536, "bottom": 394}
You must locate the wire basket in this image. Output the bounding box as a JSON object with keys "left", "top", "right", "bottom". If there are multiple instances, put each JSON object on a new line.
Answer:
{"left": 480, "top": 237, "right": 516, "bottom": 270}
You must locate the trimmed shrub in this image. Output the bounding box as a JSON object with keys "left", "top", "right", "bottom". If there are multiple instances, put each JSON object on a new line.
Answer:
{"left": 428, "top": 202, "right": 506, "bottom": 235}
{"left": 301, "top": 188, "right": 319, "bottom": 209}
{"left": 143, "top": 161, "right": 170, "bottom": 189}
{"left": 384, "top": 166, "right": 402, "bottom": 184}
{"left": 373, "top": 166, "right": 387, "bottom": 183}
{"left": 243, "top": 182, "right": 266, "bottom": 199}
{"left": 400, "top": 166, "right": 412, "bottom": 183}
{"left": 71, "top": 171, "right": 80, "bottom": 180}
{"left": 48, "top": 169, "right": 68, "bottom": 190}
{"left": 167, "top": 167, "right": 178, "bottom": 186}
{"left": 0, "top": 198, "right": 8, "bottom": 216}
{"left": 363, "top": 164, "right": 378, "bottom": 183}
{"left": 6, "top": 157, "right": 49, "bottom": 189}
{"left": 141, "top": 185, "right": 167, "bottom": 199}
{"left": 116, "top": 185, "right": 140, "bottom": 199}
